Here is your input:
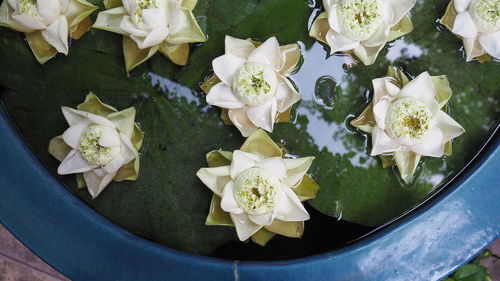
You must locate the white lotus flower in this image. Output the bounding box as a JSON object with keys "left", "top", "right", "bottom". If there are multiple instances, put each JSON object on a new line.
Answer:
{"left": 197, "top": 133, "right": 315, "bottom": 241}
{"left": 370, "top": 70, "right": 465, "bottom": 161}
{"left": 441, "top": 0, "right": 500, "bottom": 61}
{"left": 0, "top": 0, "right": 97, "bottom": 63}
{"left": 310, "top": 0, "right": 416, "bottom": 65}
{"left": 49, "top": 94, "right": 142, "bottom": 198}
{"left": 93, "top": 0, "right": 206, "bottom": 70}
{"left": 205, "top": 36, "right": 302, "bottom": 137}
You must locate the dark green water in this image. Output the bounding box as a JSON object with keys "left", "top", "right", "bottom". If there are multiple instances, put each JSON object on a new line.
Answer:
{"left": 0, "top": 0, "right": 498, "bottom": 259}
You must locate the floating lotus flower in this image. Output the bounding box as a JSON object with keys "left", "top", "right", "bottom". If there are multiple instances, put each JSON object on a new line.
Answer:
{"left": 196, "top": 130, "right": 319, "bottom": 245}
{"left": 351, "top": 67, "right": 465, "bottom": 183}
{"left": 48, "top": 93, "right": 144, "bottom": 198}
{"left": 93, "top": 0, "right": 207, "bottom": 71}
{"left": 440, "top": 0, "right": 500, "bottom": 62}
{"left": 0, "top": 0, "right": 98, "bottom": 64}
{"left": 200, "top": 36, "right": 302, "bottom": 137}
{"left": 309, "top": 0, "right": 416, "bottom": 65}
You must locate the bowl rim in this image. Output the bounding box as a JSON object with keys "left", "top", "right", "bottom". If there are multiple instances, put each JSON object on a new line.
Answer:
{"left": 0, "top": 104, "right": 499, "bottom": 281}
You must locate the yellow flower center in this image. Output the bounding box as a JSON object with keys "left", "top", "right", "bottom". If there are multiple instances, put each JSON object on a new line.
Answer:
{"left": 79, "top": 125, "right": 120, "bottom": 167}
{"left": 470, "top": 0, "right": 500, "bottom": 32}
{"left": 19, "top": 0, "right": 41, "bottom": 19}
{"left": 132, "top": 0, "right": 160, "bottom": 25}
{"left": 385, "top": 98, "right": 433, "bottom": 142}
{"left": 234, "top": 167, "right": 280, "bottom": 215}
{"left": 233, "top": 63, "right": 276, "bottom": 106}
{"left": 337, "top": 0, "right": 383, "bottom": 41}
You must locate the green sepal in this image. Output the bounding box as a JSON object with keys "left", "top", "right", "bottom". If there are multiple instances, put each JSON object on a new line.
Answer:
{"left": 350, "top": 102, "right": 375, "bottom": 133}
{"left": 308, "top": 11, "right": 328, "bottom": 44}
{"left": 240, "top": 129, "right": 283, "bottom": 158}
{"left": 293, "top": 174, "right": 320, "bottom": 201}
{"left": 394, "top": 150, "right": 421, "bottom": 184}
{"left": 48, "top": 136, "right": 72, "bottom": 162}
{"left": 264, "top": 220, "right": 304, "bottom": 238}
{"left": 206, "top": 150, "right": 233, "bottom": 167}
{"left": 77, "top": 92, "right": 118, "bottom": 115}
{"left": 76, "top": 174, "right": 86, "bottom": 189}
{"left": 386, "top": 66, "right": 410, "bottom": 86}
{"left": 439, "top": 1, "right": 456, "bottom": 32}
{"left": 378, "top": 154, "right": 395, "bottom": 168}
{"left": 251, "top": 228, "right": 276, "bottom": 246}
{"left": 205, "top": 195, "right": 234, "bottom": 226}
{"left": 431, "top": 75, "right": 453, "bottom": 108}
{"left": 387, "top": 14, "right": 414, "bottom": 42}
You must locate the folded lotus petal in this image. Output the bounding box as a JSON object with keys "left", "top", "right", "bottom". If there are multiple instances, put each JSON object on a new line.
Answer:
{"left": 98, "top": 126, "right": 121, "bottom": 147}
{"left": 196, "top": 166, "right": 231, "bottom": 196}
{"left": 230, "top": 150, "right": 259, "bottom": 179}
{"left": 103, "top": 153, "right": 125, "bottom": 173}
{"left": 58, "top": 149, "right": 93, "bottom": 174}
{"left": 326, "top": 29, "right": 359, "bottom": 53}
{"left": 409, "top": 127, "right": 444, "bottom": 157}
{"left": 452, "top": 12, "right": 478, "bottom": 38}
{"left": 132, "top": 25, "right": 169, "bottom": 49}
{"left": 463, "top": 37, "right": 485, "bottom": 62}
{"left": 41, "top": 15, "right": 69, "bottom": 55}
{"left": 119, "top": 134, "right": 138, "bottom": 163}
{"left": 378, "top": 0, "right": 394, "bottom": 24}
{"left": 12, "top": 14, "right": 46, "bottom": 30}
{"left": 230, "top": 213, "right": 262, "bottom": 241}
{"left": 373, "top": 99, "right": 391, "bottom": 130}
{"left": 84, "top": 168, "right": 116, "bottom": 199}
{"left": 7, "top": 0, "right": 18, "bottom": 10}
{"left": 246, "top": 99, "right": 278, "bottom": 132}
{"left": 327, "top": 6, "right": 341, "bottom": 32}
{"left": 61, "top": 106, "right": 91, "bottom": 126}
{"left": 387, "top": 0, "right": 416, "bottom": 25}
{"left": 453, "top": 0, "right": 472, "bottom": 13}
{"left": 212, "top": 54, "right": 246, "bottom": 86}
{"left": 37, "top": 0, "right": 62, "bottom": 25}
{"left": 0, "top": 1, "right": 31, "bottom": 32}
{"left": 220, "top": 182, "right": 244, "bottom": 214}
{"left": 279, "top": 44, "right": 301, "bottom": 75}
{"left": 247, "top": 37, "right": 283, "bottom": 70}
{"left": 120, "top": 16, "right": 148, "bottom": 37}
{"left": 257, "top": 157, "right": 287, "bottom": 179}
{"left": 275, "top": 76, "right": 301, "bottom": 113}
{"left": 372, "top": 78, "right": 391, "bottom": 104}
{"left": 142, "top": 8, "right": 168, "bottom": 30}
{"left": 206, "top": 83, "right": 245, "bottom": 109}
{"left": 107, "top": 107, "right": 136, "bottom": 138}
{"left": 92, "top": 7, "right": 128, "bottom": 35}
{"left": 385, "top": 79, "right": 401, "bottom": 96}
{"left": 478, "top": 31, "right": 500, "bottom": 59}
{"left": 362, "top": 24, "right": 390, "bottom": 47}
{"left": 433, "top": 110, "right": 465, "bottom": 142}
{"left": 122, "top": 0, "right": 137, "bottom": 15}
{"left": 87, "top": 112, "right": 117, "bottom": 128}
{"left": 282, "top": 157, "right": 314, "bottom": 187}
{"left": 62, "top": 124, "right": 87, "bottom": 149}
{"left": 275, "top": 185, "right": 310, "bottom": 221}
{"left": 399, "top": 72, "right": 437, "bottom": 105}
{"left": 225, "top": 35, "right": 255, "bottom": 58}
{"left": 371, "top": 126, "right": 401, "bottom": 155}
{"left": 228, "top": 108, "right": 259, "bottom": 137}
{"left": 352, "top": 43, "right": 385, "bottom": 65}
{"left": 248, "top": 212, "right": 274, "bottom": 226}
{"left": 165, "top": 9, "right": 206, "bottom": 44}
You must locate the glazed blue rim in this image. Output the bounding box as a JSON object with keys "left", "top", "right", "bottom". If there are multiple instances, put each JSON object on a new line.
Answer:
{"left": 0, "top": 103, "right": 499, "bottom": 281}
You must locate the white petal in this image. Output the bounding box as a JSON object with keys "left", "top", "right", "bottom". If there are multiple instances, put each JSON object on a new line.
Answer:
{"left": 463, "top": 37, "right": 486, "bottom": 62}
{"left": 247, "top": 37, "right": 283, "bottom": 70}
{"left": 12, "top": 14, "right": 46, "bottom": 30}
{"left": 83, "top": 169, "right": 116, "bottom": 199}
{"left": 378, "top": 0, "right": 394, "bottom": 24}
{"left": 212, "top": 54, "right": 246, "bottom": 86}
{"left": 228, "top": 108, "right": 259, "bottom": 137}
{"left": 372, "top": 77, "right": 393, "bottom": 104}
{"left": 385, "top": 79, "right": 401, "bottom": 96}
{"left": 220, "top": 181, "right": 244, "bottom": 214}
{"left": 206, "top": 83, "right": 244, "bottom": 109}
{"left": 453, "top": 0, "right": 471, "bottom": 13}
{"left": 141, "top": 8, "right": 167, "bottom": 29}
{"left": 196, "top": 166, "right": 231, "bottom": 196}
{"left": 452, "top": 12, "right": 478, "bottom": 38}
{"left": 275, "top": 185, "right": 309, "bottom": 222}
{"left": 120, "top": 16, "right": 148, "bottom": 37}
{"left": 103, "top": 154, "right": 125, "bottom": 173}
{"left": 434, "top": 111, "right": 465, "bottom": 142}
{"left": 478, "top": 31, "right": 500, "bottom": 59}
{"left": 230, "top": 213, "right": 262, "bottom": 241}
{"left": 61, "top": 106, "right": 88, "bottom": 126}
{"left": 275, "top": 76, "right": 301, "bottom": 113}
{"left": 399, "top": 72, "right": 437, "bottom": 104}
{"left": 230, "top": 150, "right": 259, "bottom": 179}
{"left": 387, "top": 0, "right": 416, "bottom": 25}
{"left": 87, "top": 113, "right": 117, "bottom": 128}
{"left": 62, "top": 124, "right": 87, "bottom": 149}
{"left": 373, "top": 99, "right": 391, "bottom": 130}
{"left": 41, "top": 15, "right": 68, "bottom": 55}
{"left": 245, "top": 99, "right": 277, "bottom": 132}
{"left": 98, "top": 126, "right": 121, "bottom": 147}
{"left": 132, "top": 26, "right": 169, "bottom": 49}
{"left": 323, "top": 0, "right": 339, "bottom": 12}
{"left": 257, "top": 157, "right": 287, "bottom": 179}
{"left": 362, "top": 24, "right": 389, "bottom": 47}
{"left": 326, "top": 29, "right": 360, "bottom": 53}
{"left": 118, "top": 133, "right": 138, "bottom": 164}
{"left": 225, "top": 35, "right": 255, "bottom": 58}
{"left": 92, "top": 7, "right": 128, "bottom": 35}
{"left": 410, "top": 127, "right": 444, "bottom": 157}
{"left": 248, "top": 213, "right": 274, "bottom": 226}
{"left": 58, "top": 150, "right": 92, "bottom": 174}
{"left": 282, "top": 157, "right": 314, "bottom": 187}
{"left": 327, "top": 6, "right": 340, "bottom": 32}
{"left": 37, "top": 0, "right": 61, "bottom": 25}
{"left": 371, "top": 126, "right": 401, "bottom": 155}
{"left": 7, "top": 0, "right": 18, "bottom": 10}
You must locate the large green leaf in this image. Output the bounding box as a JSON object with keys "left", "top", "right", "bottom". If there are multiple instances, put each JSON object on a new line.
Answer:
{"left": 0, "top": 0, "right": 498, "bottom": 257}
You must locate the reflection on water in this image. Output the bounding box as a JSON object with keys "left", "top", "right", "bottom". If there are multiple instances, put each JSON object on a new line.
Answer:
{"left": 386, "top": 39, "right": 426, "bottom": 62}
